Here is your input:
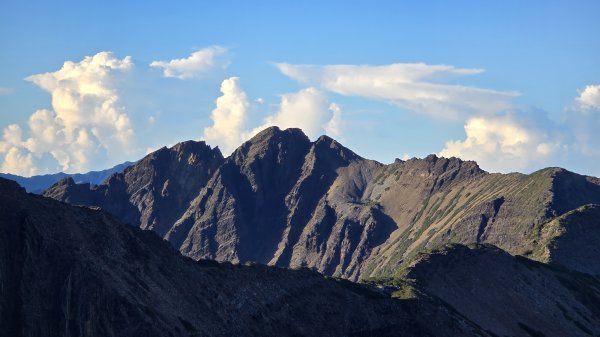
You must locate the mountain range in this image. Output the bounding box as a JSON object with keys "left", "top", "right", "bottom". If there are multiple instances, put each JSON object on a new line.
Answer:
{"left": 3, "top": 126, "right": 600, "bottom": 336}
{"left": 0, "top": 161, "right": 134, "bottom": 193}
{"left": 3, "top": 171, "right": 600, "bottom": 336}
{"left": 45, "top": 127, "right": 600, "bottom": 281}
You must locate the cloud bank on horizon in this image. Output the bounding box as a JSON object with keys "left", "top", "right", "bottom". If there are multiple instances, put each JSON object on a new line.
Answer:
{"left": 1, "top": 48, "right": 599, "bottom": 177}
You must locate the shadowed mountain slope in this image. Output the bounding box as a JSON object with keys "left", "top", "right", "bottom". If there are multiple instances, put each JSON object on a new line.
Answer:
{"left": 45, "top": 141, "right": 224, "bottom": 237}
{"left": 45, "top": 127, "right": 600, "bottom": 281}
{"left": 392, "top": 244, "right": 600, "bottom": 337}
{"left": 527, "top": 203, "right": 600, "bottom": 275}
{"left": 0, "top": 177, "right": 486, "bottom": 337}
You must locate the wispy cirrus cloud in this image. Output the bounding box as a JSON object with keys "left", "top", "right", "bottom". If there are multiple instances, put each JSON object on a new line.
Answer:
{"left": 150, "top": 46, "right": 229, "bottom": 79}
{"left": 276, "top": 63, "right": 519, "bottom": 120}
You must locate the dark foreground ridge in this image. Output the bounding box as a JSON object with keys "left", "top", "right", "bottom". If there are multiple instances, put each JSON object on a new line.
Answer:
{"left": 44, "top": 126, "right": 600, "bottom": 281}
{"left": 0, "top": 177, "right": 486, "bottom": 337}
{"left": 400, "top": 244, "right": 600, "bottom": 336}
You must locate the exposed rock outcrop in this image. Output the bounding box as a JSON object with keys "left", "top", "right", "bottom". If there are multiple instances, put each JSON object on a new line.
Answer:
{"left": 45, "top": 140, "right": 224, "bottom": 237}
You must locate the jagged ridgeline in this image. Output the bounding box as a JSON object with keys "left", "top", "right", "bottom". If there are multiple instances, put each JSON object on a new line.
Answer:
{"left": 45, "top": 126, "right": 600, "bottom": 281}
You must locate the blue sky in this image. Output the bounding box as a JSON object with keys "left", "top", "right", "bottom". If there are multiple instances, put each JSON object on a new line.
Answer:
{"left": 1, "top": 1, "right": 599, "bottom": 176}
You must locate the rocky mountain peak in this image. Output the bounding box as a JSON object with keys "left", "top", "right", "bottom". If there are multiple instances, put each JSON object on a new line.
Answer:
{"left": 547, "top": 167, "right": 600, "bottom": 215}
{"left": 313, "top": 134, "right": 360, "bottom": 164}
{"left": 403, "top": 154, "right": 483, "bottom": 177}
{"left": 44, "top": 177, "right": 95, "bottom": 205}
{"left": 231, "top": 126, "right": 311, "bottom": 165}
{"left": 135, "top": 140, "right": 223, "bottom": 171}
{"left": 44, "top": 139, "right": 225, "bottom": 236}
{"left": 171, "top": 140, "right": 223, "bottom": 163}
{"left": 51, "top": 176, "right": 76, "bottom": 188}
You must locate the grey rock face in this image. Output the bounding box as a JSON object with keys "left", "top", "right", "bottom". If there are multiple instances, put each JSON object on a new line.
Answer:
{"left": 45, "top": 127, "right": 600, "bottom": 280}
{"left": 45, "top": 140, "right": 224, "bottom": 237}
{"left": 0, "top": 177, "right": 486, "bottom": 337}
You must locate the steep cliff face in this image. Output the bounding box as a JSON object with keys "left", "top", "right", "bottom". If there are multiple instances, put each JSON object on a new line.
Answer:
{"left": 44, "top": 140, "right": 224, "bottom": 237}
{"left": 397, "top": 244, "right": 600, "bottom": 337}
{"left": 168, "top": 128, "right": 388, "bottom": 281}
{"left": 0, "top": 177, "right": 486, "bottom": 337}
{"left": 168, "top": 128, "right": 317, "bottom": 262}
{"left": 45, "top": 127, "right": 600, "bottom": 281}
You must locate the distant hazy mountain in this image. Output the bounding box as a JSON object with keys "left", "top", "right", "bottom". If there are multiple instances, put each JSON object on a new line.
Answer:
{"left": 0, "top": 161, "right": 134, "bottom": 193}
{"left": 45, "top": 126, "right": 600, "bottom": 282}
{"left": 0, "top": 177, "right": 486, "bottom": 337}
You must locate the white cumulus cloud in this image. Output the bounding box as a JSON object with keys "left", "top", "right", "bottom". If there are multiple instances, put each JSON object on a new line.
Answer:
{"left": 0, "top": 51, "right": 134, "bottom": 175}
{"left": 440, "top": 114, "right": 558, "bottom": 172}
{"left": 576, "top": 84, "right": 600, "bottom": 111}
{"left": 203, "top": 80, "right": 344, "bottom": 153}
{"left": 1, "top": 147, "right": 37, "bottom": 177}
{"left": 438, "top": 83, "right": 600, "bottom": 175}
{"left": 250, "top": 87, "right": 342, "bottom": 140}
{"left": 203, "top": 77, "right": 250, "bottom": 154}
{"left": 276, "top": 63, "right": 518, "bottom": 120}
{"left": 150, "top": 46, "right": 229, "bottom": 79}
{"left": 567, "top": 84, "right": 600, "bottom": 159}
{"left": 325, "top": 103, "right": 343, "bottom": 137}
